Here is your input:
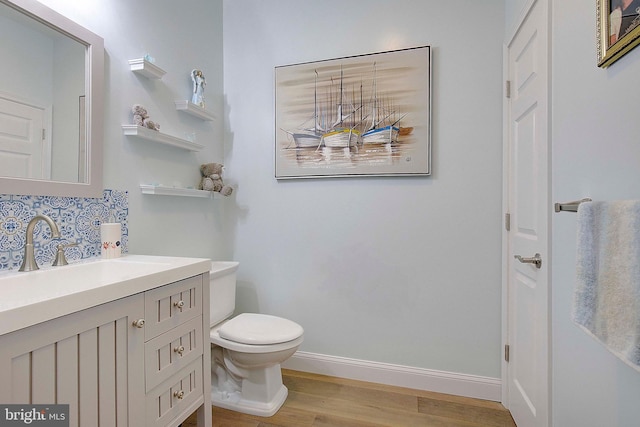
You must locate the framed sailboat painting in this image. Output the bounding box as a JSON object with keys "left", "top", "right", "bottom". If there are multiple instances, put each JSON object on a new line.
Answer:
{"left": 275, "top": 46, "right": 431, "bottom": 179}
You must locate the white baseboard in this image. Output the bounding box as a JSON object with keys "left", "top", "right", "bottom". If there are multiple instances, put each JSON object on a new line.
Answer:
{"left": 282, "top": 351, "right": 501, "bottom": 402}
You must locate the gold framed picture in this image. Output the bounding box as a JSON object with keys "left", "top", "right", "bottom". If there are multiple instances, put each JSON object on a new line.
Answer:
{"left": 598, "top": 0, "right": 640, "bottom": 67}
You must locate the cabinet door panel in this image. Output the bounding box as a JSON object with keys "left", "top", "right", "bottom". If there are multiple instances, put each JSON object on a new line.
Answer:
{"left": 79, "top": 328, "right": 99, "bottom": 426}
{"left": 32, "top": 344, "right": 56, "bottom": 403}
{"left": 0, "top": 294, "right": 145, "bottom": 427}
{"left": 56, "top": 336, "right": 79, "bottom": 422}
{"left": 11, "top": 353, "right": 30, "bottom": 402}
{"left": 98, "top": 321, "right": 117, "bottom": 427}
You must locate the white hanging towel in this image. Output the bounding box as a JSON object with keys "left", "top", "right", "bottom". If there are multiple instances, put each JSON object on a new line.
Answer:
{"left": 573, "top": 200, "right": 640, "bottom": 372}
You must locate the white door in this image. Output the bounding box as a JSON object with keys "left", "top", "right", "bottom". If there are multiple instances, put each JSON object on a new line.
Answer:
{"left": 504, "top": 0, "right": 550, "bottom": 426}
{"left": 0, "top": 95, "right": 50, "bottom": 179}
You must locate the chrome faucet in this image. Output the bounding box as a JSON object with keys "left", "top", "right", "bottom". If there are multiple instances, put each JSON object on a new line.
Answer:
{"left": 19, "top": 214, "right": 61, "bottom": 272}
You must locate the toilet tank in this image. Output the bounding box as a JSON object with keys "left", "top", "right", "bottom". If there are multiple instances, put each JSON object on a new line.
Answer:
{"left": 209, "top": 261, "right": 239, "bottom": 327}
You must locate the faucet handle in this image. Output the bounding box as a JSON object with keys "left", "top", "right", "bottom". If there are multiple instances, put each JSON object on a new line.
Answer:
{"left": 52, "top": 242, "right": 79, "bottom": 267}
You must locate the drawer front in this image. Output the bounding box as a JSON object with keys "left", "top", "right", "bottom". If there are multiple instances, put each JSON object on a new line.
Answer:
{"left": 144, "top": 275, "right": 203, "bottom": 340}
{"left": 144, "top": 316, "right": 203, "bottom": 392}
{"left": 146, "top": 357, "right": 204, "bottom": 427}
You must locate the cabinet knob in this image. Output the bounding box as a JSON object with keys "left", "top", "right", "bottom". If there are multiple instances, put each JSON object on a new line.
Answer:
{"left": 173, "top": 300, "right": 185, "bottom": 310}
{"left": 174, "top": 345, "right": 185, "bottom": 356}
{"left": 173, "top": 390, "right": 185, "bottom": 400}
{"left": 132, "top": 319, "right": 145, "bottom": 328}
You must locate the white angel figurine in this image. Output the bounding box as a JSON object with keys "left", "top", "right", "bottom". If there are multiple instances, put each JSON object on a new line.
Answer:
{"left": 191, "top": 69, "right": 206, "bottom": 107}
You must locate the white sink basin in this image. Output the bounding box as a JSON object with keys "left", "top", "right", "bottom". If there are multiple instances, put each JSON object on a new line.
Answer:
{"left": 0, "top": 254, "right": 210, "bottom": 335}
{"left": 4, "top": 257, "right": 170, "bottom": 285}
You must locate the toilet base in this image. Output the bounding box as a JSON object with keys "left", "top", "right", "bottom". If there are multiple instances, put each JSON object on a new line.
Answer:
{"left": 211, "top": 384, "right": 288, "bottom": 417}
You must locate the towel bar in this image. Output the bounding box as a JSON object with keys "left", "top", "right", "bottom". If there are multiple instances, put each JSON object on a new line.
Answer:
{"left": 554, "top": 198, "right": 592, "bottom": 213}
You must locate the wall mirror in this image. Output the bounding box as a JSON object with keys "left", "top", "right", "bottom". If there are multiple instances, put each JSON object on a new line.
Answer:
{"left": 0, "top": 0, "right": 103, "bottom": 197}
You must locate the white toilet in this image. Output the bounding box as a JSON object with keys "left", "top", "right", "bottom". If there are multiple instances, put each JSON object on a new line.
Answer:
{"left": 208, "top": 261, "right": 304, "bottom": 417}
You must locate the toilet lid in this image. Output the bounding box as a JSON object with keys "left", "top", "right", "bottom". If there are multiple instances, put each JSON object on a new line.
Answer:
{"left": 218, "top": 313, "right": 304, "bottom": 345}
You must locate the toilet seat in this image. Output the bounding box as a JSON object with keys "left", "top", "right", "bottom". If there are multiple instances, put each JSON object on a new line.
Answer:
{"left": 218, "top": 313, "right": 304, "bottom": 345}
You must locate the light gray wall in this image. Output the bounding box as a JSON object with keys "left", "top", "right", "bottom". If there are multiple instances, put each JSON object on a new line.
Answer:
{"left": 551, "top": 1, "right": 640, "bottom": 425}
{"left": 38, "top": 0, "right": 229, "bottom": 261}
{"left": 223, "top": 0, "right": 505, "bottom": 378}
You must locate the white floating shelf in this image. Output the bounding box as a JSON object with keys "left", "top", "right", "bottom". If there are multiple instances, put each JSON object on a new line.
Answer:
{"left": 140, "top": 184, "right": 212, "bottom": 198}
{"left": 174, "top": 100, "right": 216, "bottom": 121}
{"left": 122, "top": 125, "right": 204, "bottom": 151}
{"left": 128, "top": 58, "right": 166, "bottom": 79}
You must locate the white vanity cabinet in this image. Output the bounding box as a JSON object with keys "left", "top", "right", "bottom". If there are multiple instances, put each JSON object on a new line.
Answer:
{"left": 0, "top": 256, "right": 211, "bottom": 427}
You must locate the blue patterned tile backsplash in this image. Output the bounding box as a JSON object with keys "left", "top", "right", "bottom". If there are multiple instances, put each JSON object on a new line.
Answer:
{"left": 0, "top": 190, "right": 128, "bottom": 271}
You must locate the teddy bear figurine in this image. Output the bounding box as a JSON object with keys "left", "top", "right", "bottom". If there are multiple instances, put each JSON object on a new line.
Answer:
{"left": 198, "top": 162, "right": 233, "bottom": 196}
{"left": 131, "top": 104, "right": 160, "bottom": 131}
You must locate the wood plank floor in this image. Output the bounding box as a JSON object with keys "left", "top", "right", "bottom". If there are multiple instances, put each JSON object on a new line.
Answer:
{"left": 183, "top": 369, "right": 517, "bottom": 427}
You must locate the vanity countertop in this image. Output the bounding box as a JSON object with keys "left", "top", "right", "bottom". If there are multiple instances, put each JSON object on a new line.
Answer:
{"left": 0, "top": 254, "right": 210, "bottom": 336}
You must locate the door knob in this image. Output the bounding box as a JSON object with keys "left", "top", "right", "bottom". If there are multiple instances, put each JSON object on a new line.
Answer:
{"left": 514, "top": 253, "right": 542, "bottom": 269}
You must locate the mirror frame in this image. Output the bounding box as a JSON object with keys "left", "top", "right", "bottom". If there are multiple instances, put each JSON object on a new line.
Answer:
{"left": 0, "top": 0, "right": 103, "bottom": 197}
